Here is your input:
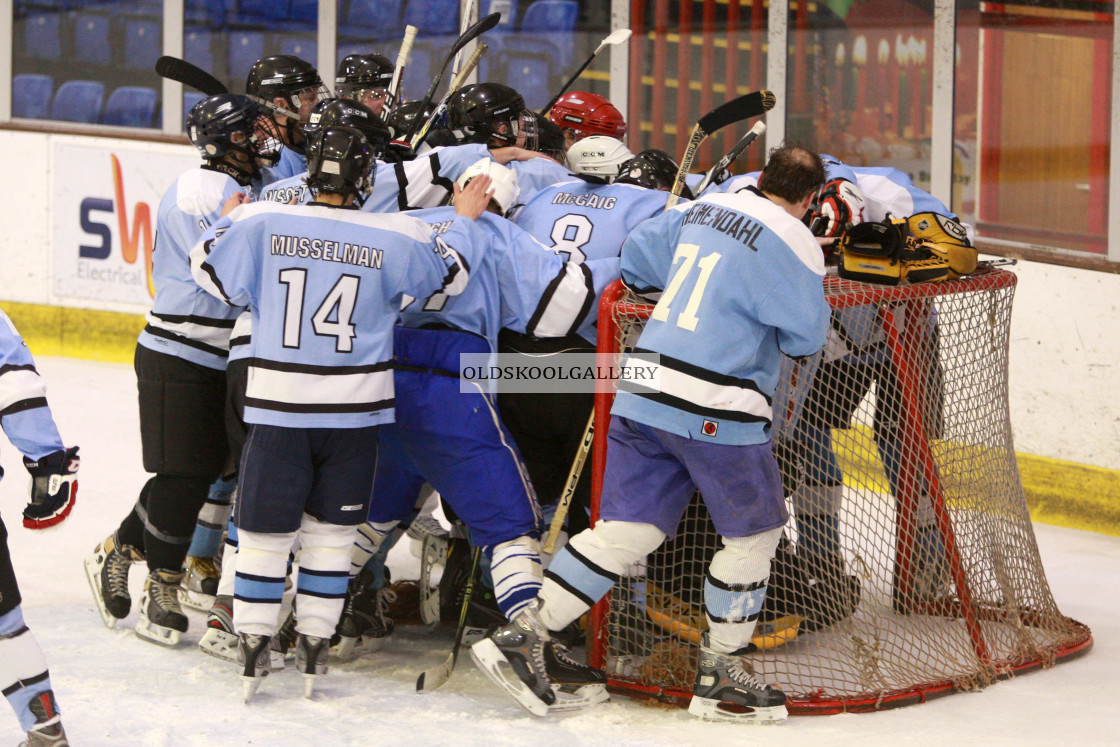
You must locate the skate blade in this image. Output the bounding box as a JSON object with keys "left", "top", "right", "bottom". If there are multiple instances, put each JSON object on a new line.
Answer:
{"left": 199, "top": 628, "right": 239, "bottom": 663}
{"left": 300, "top": 673, "right": 323, "bottom": 699}
{"left": 687, "top": 696, "right": 788, "bottom": 724}
{"left": 469, "top": 639, "right": 551, "bottom": 717}
{"left": 270, "top": 650, "right": 285, "bottom": 672}
{"left": 419, "top": 535, "right": 450, "bottom": 625}
{"left": 548, "top": 683, "right": 609, "bottom": 712}
{"left": 177, "top": 587, "right": 216, "bottom": 612}
{"left": 135, "top": 618, "right": 182, "bottom": 647}
{"left": 241, "top": 676, "right": 264, "bottom": 704}
{"left": 83, "top": 554, "right": 123, "bottom": 629}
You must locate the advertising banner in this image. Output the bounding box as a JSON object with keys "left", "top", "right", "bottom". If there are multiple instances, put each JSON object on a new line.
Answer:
{"left": 51, "top": 140, "right": 196, "bottom": 306}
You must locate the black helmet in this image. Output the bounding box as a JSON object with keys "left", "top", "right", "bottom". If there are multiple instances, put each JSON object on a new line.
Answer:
{"left": 245, "top": 55, "right": 329, "bottom": 151}
{"left": 336, "top": 54, "right": 394, "bottom": 103}
{"left": 616, "top": 149, "right": 689, "bottom": 197}
{"left": 304, "top": 98, "right": 391, "bottom": 160}
{"left": 384, "top": 99, "right": 435, "bottom": 142}
{"left": 186, "top": 93, "right": 283, "bottom": 178}
{"left": 306, "top": 126, "right": 373, "bottom": 197}
{"left": 534, "top": 112, "right": 566, "bottom": 164}
{"left": 448, "top": 83, "right": 536, "bottom": 149}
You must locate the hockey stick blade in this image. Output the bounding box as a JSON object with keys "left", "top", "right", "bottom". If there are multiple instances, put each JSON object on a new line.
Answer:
{"left": 540, "top": 28, "right": 632, "bottom": 115}
{"left": 155, "top": 56, "right": 228, "bottom": 95}
{"left": 416, "top": 547, "right": 482, "bottom": 693}
{"left": 697, "top": 90, "right": 775, "bottom": 137}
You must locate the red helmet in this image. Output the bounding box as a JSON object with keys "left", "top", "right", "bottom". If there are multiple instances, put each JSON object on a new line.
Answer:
{"left": 547, "top": 91, "right": 627, "bottom": 142}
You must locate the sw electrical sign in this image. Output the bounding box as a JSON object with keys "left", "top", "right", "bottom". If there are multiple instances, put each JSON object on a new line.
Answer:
{"left": 52, "top": 140, "right": 196, "bottom": 306}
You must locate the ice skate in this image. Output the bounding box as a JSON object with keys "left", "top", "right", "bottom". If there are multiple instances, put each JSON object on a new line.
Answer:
{"left": 19, "top": 690, "right": 68, "bottom": 747}
{"left": 83, "top": 531, "right": 143, "bottom": 628}
{"left": 419, "top": 532, "right": 453, "bottom": 625}
{"left": 913, "top": 525, "right": 951, "bottom": 601}
{"left": 237, "top": 633, "right": 272, "bottom": 703}
{"left": 179, "top": 555, "right": 220, "bottom": 612}
{"left": 135, "top": 570, "right": 188, "bottom": 647}
{"left": 470, "top": 604, "right": 556, "bottom": 717}
{"left": 687, "top": 635, "right": 788, "bottom": 724}
{"left": 332, "top": 570, "right": 396, "bottom": 662}
{"left": 271, "top": 608, "right": 298, "bottom": 660}
{"left": 295, "top": 634, "right": 329, "bottom": 698}
{"left": 460, "top": 583, "right": 505, "bottom": 648}
{"left": 407, "top": 512, "right": 449, "bottom": 558}
{"left": 544, "top": 640, "right": 609, "bottom": 712}
{"left": 199, "top": 595, "right": 237, "bottom": 662}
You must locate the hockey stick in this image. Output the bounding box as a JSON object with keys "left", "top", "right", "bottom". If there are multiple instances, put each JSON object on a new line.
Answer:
{"left": 388, "top": 25, "right": 419, "bottom": 108}
{"left": 539, "top": 28, "right": 633, "bottom": 115}
{"left": 155, "top": 55, "right": 228, "bottom": 95}
{"left": 666, "top": 89, "right": 776, "bottom": 208}
{"left": 449, "top": 0, "right": 477, "bottom": 80}
{"left": 415, "top": 545, "right": 483, "bottom": 693}
{"left": 692, "top": 120, "right": 767, "bottom": 197}
{"left": 410, "top": 42, "right": 488, "bottom": 149}
{"left": 398, "top": 12, "right": 501, "bottom": 147}
{"left": 541, "top": 409, "right": 595, "bottom": 554}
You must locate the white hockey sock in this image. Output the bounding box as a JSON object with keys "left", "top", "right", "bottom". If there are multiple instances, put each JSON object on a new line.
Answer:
{"left": 296, "top": 514, "right": 358, "bottom": 639}
{"left": 0, "top": 608, "right": 53, "bottom": 732}
{"left": 216, "top": 518, "right": 238, "bottom": 598}
{"left": 350, "top": 520, "right": 397, "bottom": 579}
{"left": 234, "top": 529, "right": 296, "bottom": 637}
{"left": 489, "top": 535, "right": 543, "bottom": 621}
{"left": 539, "top": 521, "right": 664, "bottom": 631}
{"left": 703, "top": 527, "right": 783, "bottom": 654}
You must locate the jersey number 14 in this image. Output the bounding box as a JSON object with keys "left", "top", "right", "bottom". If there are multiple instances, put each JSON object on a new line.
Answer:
{"left": 279, "top": 268, "right": 361, "bottom": 353}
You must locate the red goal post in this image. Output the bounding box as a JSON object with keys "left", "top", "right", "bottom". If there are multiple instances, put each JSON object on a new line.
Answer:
{"left": 587, "top": 269, "right": 1092, "bottom": 713}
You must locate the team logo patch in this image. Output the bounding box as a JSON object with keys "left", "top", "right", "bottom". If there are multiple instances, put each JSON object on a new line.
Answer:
{"left": 701, "top": 420, "right": 719, "bottom": 437}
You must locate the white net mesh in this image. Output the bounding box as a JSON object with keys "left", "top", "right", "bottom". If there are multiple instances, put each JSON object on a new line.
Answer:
{"left": 590, "top": 269, "right": 1091, "bottom": 712}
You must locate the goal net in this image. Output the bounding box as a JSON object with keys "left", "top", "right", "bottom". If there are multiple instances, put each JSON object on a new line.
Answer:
{"left": 587, "top": 269, "right": 1092, "bottom": 713}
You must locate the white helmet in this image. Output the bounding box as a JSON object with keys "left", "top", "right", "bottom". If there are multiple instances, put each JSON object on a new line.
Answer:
{"left": 456, "top": 158, "right": 521, "bottom": 215}
{"left": 566, "top": 136, "right": 634, "bottom": 180}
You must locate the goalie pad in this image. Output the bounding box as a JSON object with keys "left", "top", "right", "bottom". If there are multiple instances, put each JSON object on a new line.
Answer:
{"left": 907, "top": 212, "right": 977, "bottom": 279}
{"left": 837, "top": 219, "right": 908, "bottom": 285}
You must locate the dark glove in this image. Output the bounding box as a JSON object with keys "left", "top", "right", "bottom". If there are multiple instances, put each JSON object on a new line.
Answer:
{"left": 23, "top": 446, "right": 79, "bottom": 529}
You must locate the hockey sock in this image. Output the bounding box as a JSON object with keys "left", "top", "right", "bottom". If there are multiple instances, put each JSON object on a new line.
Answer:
{"left": 488, "top": 535, "right": 543, "bottom": 621}
{"left": 186, "top": 475, "right": 236, "bottom": 559}
{"left": 115, "top": 477, "right": 153, "bottom": 550}
{"left": 295, "top": 514, "right": 357, "bottom": 640}
{"left": 359, "top": 525, "right": 405, "bottom": 590}
{"left": 0, "top": 607, "right": 54, "bottom": 732}
{"left": 138, "top": 474, "right": 214, "bottom": 573}
{"left": 351, "top": 521, "right": 397, "bottom": 579}
{"left": 216, "top": 518, "right": 238, "bottom": 598}
{"left": 539, "top": 520, "right": 664, "bottom": 631}
{"left": 234, "top": 528, "right": 296, "bottom": 637}
{"left": 704, "top": 528, "right": 783, "bottom": 654}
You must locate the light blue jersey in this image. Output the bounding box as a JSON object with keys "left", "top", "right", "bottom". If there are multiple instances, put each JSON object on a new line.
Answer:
{"left": 407, "top": 208, "right": 620, "bottom": 353}
{"left": 512, "top": 179, "right": 667, "bottom": 342}
{"left": 190, "top": 200, "right": 480, "bottom": 429}
{"left": 0, "top": 310, "right": 65, "bottom": 460}
{"left": 506, "top": 157, "right": 573, "bottom": 207}
{"left": 258, "top": 144, "right": 491, "bottom": 212}
{"left": 614, "top": 189, "right": 830, "bottom": 445}
{"left": 257, "top": 145, "right": 306, "bottom": 189}
{"left": 137, "top": 167, "right": 250, "bottom": 370}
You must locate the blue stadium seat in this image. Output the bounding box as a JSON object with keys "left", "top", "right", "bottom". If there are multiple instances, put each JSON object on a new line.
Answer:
{"left": 403, "top": 45, "right": 434, "bottom": 102}
{"left": 503, "top": 0, "right": 577, "bottom": 71}
{"left": 184, "top": 92, "right": 207, "bottom": 127}
{"left": 289, "top": 0, "right": 317, "bottom": 24}
{"left": 403, "top": 0, "right": 459, "bottom": 36}
{"left": 504, "top": 52, "right": 551, "bottom": 111}
{"left": 184, "top": 27, "right": 214, "bottom": 73}
{"left": 185, "top": 0, "right": 225, "bottom": 27}
{"left": 50, "top": 80, "right": 105, "bottom": 124}
{"left": 103, "top": 86, "right": 159, "bottom": 128}
{"left": 73, "top": 12, "right": 112, "bottom": 64}
{"left": 234, "top": 0, "right": 290, "bottom": 25}
{"left": 12, "top": 74, "right": 54, "bottom": 119}
{"left": 22, "top": 12, "right": 62, "bottom": 60}
{"left": 280, "top": 36, "right": 316, "bottom": 63}
{"left": 483, "top": 0, "right": 519, "bottom": 29}
{"left": 123, "top": 17, "right": 161, "bottom": 70}
{"left": 343, "top": 0, "right": 403, "bottom": 36}
{"left": 228, "top": 30, "right": 266, "bottom": 81}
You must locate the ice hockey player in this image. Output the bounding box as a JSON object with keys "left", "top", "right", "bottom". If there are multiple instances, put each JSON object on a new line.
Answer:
{"left": 447, "top": 83, "right": 571, "bottom": 202}
{"left": 563, "top": 136, "right": 634, "bottom": 183}
{"left": 245, "top": 55, "right": 330, "bottom": 187}
{"left": 340, "top": 162, "right": 617, "bottom": 702}
{"left": 84, "top": 94, "right": 282, "bottom": 647}
{"left": 471, "top": 144, "right": 830, "bottom": 721}
{"left": 498, "top": 150, "right": 676, "bottom": 539}
{"left": 335, "top": 53, "right": 395, "bottom": 117}
{"left": 0, "top": 310, "right": 79, "bottom": 746}
{"left": 546, "top": 91, "right": 628, "bottom": 150}
{"left": 188, "top": 125, "right": 488, "bottom": 701}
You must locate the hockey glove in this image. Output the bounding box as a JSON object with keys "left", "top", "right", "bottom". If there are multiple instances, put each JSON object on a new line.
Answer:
{"left": 808, "top": 178, "right": 866, "bottom": 239}
{"left": 837, "top": 218, "right": 908, "bottom": 285}
{"left": 907, "top": 212, "right": 977, "bottom": 279}
{"left": 23, "top": 446, "right": 79, "bottom": 529}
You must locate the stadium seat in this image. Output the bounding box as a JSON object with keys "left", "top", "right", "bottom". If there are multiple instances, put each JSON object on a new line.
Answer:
{"left": 22, "top": 11, "right": 62, "bottom": 61}
{"left": 503, "top": 0, "right": 577, "bottom": 72}
{"left": 289, "top": 0, "right": 318, "bottom": 24}
{"left": 123, "top": 17, "right": 161, "bottom": 70}
{"left": 483, "top": 0, "right": 519, "bottom": 28}
{"left": 503, "top": 52, "right": 551, "bottom": 111}
{"left": 73, "top": 11, "right": 112, "bottom": 64}
{"left": 185, "top": 0, "right": 226, "bottom": 27}
{"left": 184, "top": 92, "right": 207, "bottom": 127}
{"left": 280, "top": 36, "right": 317, "bottom": 63}
{"left": 228, "top": 29, "right": 266, "bottom": 81}
{"left": 342, "top": 0, "right": 403, "bottom": 37}
{"left": 234, "top": 0, "right": 290, "bottom": 25}
{"left": 184, "top": 27, "right": 214, "bottom": 73}
{"left": 12, "top": 74, "right": 54, "bottom": 119}
{"left": 50, "top": 80, "right": 105, "bottom": 124}
{"left": 403, "top": 0, "right": 459, "bottom": 36}
{"left": 103, "top": 86, "right": 159, "bottom": 128}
